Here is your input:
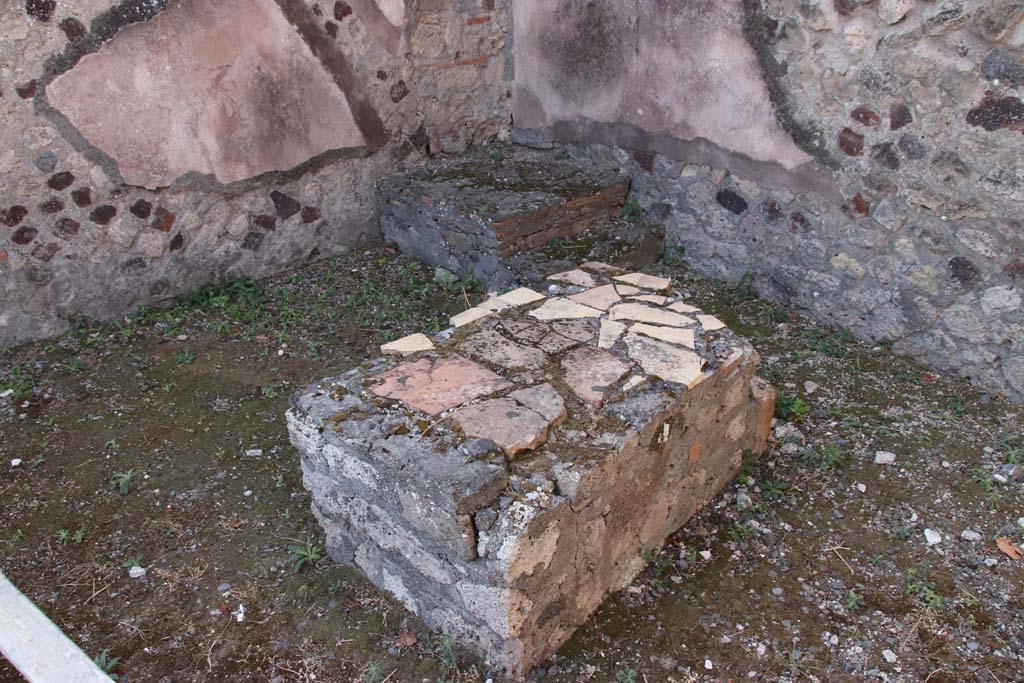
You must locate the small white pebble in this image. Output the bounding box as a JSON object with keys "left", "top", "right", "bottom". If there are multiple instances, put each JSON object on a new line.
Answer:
{"left": 243, "top": 490, "right": 253, "bottom": 497}
{"left": 924, "top": 528, "right": 942, "bottom": 546}
{"left": 10, "top": 458, "right": 22, "bottom": 467}
{"left": 128, "top": 566, "right": 147, "bottom": 579}
{"left": 882, "top": 649, "right": 897, "bottom": 664}
{"left": 704, "top": 659, "right": 713, "bottom": 670}
{"left": 699, "top": 550, "right": 712, "bottom": 561}
{"left": 1018, "top": 517, "right": 1024, "bottom": 529}
{"left": 856, "top": 483, "right": 866, "bottom": 493}
{"left": 874, "top": 451, "right": 896, "bottom": 465}
{"left": 961, "top": 530, "right": 982, "bottom": 543}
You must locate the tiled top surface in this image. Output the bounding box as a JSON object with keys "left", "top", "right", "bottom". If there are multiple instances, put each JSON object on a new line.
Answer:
{"left": 358, "top": 262, "right": 748, "bottom": 459}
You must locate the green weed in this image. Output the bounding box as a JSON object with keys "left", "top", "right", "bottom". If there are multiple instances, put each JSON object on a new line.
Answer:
{"left": 620, "top": 199, "right": 643, "bottom": 223}
{"left": 1, "top": 365, "right": 35, "bottom": 400}
{"left": 93, "top": 650, "right": 120, "bottom": 680}
{"left": 111, "top": 469, "right": 136, "bottom": 496}
{"left": 616, "top": 668, "right": 639, "bottom": 683}
{"left": 287, "top": 539, "right": 323, "bottom": 572}
{"left": 775, "top": 393, "right": 810, "bottom": 422}
{"left": 121, "top": 554, "right": 143, "bottom": 569}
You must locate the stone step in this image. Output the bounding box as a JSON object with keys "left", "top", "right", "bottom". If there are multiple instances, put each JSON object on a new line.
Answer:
{"left": 287, "top": 262, "right": 775, "bottom": 679}
{"left": 376, "top": 147, "right": 629, "bottom": 287}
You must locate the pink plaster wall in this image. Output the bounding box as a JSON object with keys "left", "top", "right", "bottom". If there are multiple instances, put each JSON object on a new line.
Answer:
{"left": 513, "top": 0, "right": 815, "bottom": 176}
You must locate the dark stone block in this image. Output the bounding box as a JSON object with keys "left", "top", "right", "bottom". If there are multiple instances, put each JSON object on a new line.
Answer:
{"left": 2, "top": 206, "right": 28, "bottom": 227}
{"left": 242, "top": 231, "right": 264, "bottom": 251}
{"left": 60, "top": 17, "right": 86, "bottom": 42}
{"left": 38, "top": 198, "right": 64, "bottom": 214}
{"left": 851, "top": 106, "right": 880, "bottom": 127}
{"left": 55, "top": 217, "right": 80, "bottom": 239}
{"left": 762, "top": 199, "right": 783, "bottom": 222}
{"left": 16, "top": 80, "right": 37, "bottom": 99}
{"left": 863, "top": 170, "right": 897, "bottom": 194}
{"left": 89, "top": 205, "right": 117, "bottom": 225}
{"left": 34, "top": 152, "right": 57, "bottom": 174}
{"left": 130, "top": 199, "right": 153, "bottom": 219}
{"left": 377, "top": 69, "right": 388, "bottom": 80}
{"left": 838, "top": 128, "right": 864, "bottom": 156}
{"left": 982, "top": 48, "right": 1024, "bottom": 88}
{"left": 898, "top": 133, "right": 927, "bottom": 160}
{"left": 790, "top": 211, "right": 810, "bottom": 232}
{"left": 11, "top": 226, "right": 38, "bottom": 245}
{"left": 390, "top": 80, "right": 410, "bottom": 103}
{"left": 949, "top": 256, "right": 981, "bottom": 287}
{"left": 841, "top": 193, "right": 870, "bottom": 219}
{"left": 890, "top": 103, "right": 913, "bottom": 130}
{"left": 966, "top": 95, "right": 1024, "bottom": 132}
{"left": 47, "top": 171, "right": 75, "bottom": 191}
{"left": 26, "top": 265, "right": 52, "bottom": 285}
{"left": 632, "top": 150, "right": 656, "bottom": 172}
{"left": 31, "top": 242, "right": 61, "bottom": 261}
{"left": 834, "top": 0, "right": 871, "bottom": 16}
{"left": 152, "top": 206, "right": 176, "bottom": 232}
{"left": 647, "top": 202, "right": 673, "bottom": 219}
{"left": 325, "top": 21, "right": 337, "bottom": 38}
{"left": 334, "top": 1, "right": 352, "bottom": 20}
{"left": 931, "top": 150, "right": 970, "bottom": 179}
{"left": 71, "top": 187, "right": 93, "bottom": 207}
{"left": 123, "top": 257, "right": 147, "bottom": 271}
{"left": 871, "top": 143, "right": 900, "bottom": 170}
{"left": 169, "top": 232, "right": 185, "bottom": 251}
{"left": 301, "top": 206, "right": 322, "bottom": 223}
{"left": 716, "top": 188, "right": 748, "bottom": 215}
{"left": 1005, "top": 260, "right": 1024, "bottom": 279}
{"left": 254, "top": 214, "right": 277, "bottom": 231}
{"left": 25, "top": 0, "right": 55, "bottom": 22}
{"left": 271, "top": 191, "right": 301, "bottom": 219}
{"left": 409, "top": 124, "right": 430, "bottom": 151}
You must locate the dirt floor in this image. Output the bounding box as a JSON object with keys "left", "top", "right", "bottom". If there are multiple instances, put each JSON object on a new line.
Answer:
{"left": 1, "top": 237, "right": 1022, "bottom": 683}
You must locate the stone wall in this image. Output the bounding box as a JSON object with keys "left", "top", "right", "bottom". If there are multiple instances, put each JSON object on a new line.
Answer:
{"left": 512, "top": 0, "right": 1024, "bottom": 403}
{"left": 0, "top": 0, "right": 512, "bottom": 348}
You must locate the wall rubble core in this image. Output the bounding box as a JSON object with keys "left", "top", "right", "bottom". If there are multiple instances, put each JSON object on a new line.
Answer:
{"left": 287, "top": 262, "right": 775, "bottom": 678}
{"left": 377, "top": 146, "right": 630, "bottom": 287}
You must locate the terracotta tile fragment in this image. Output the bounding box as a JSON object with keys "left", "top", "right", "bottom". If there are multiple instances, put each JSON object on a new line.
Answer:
{"left": 371, "top": 355, "right": 512, "bottom": 416}
{"left": 561, "top": 346, "right": 633, "bottom": 406}
{"left": 529, "top": 298, "right": 602, "bottom": 321}
{"left": 569, "top": 284, "right": 620, "bottom": 311}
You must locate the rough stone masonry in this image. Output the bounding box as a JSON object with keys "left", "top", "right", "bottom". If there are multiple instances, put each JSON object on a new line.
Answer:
{"left": 377, "top": 146, "right": 629, "bottom": 287}
{"left": 287, "top": 262, "right": 775, "bottom": 678}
